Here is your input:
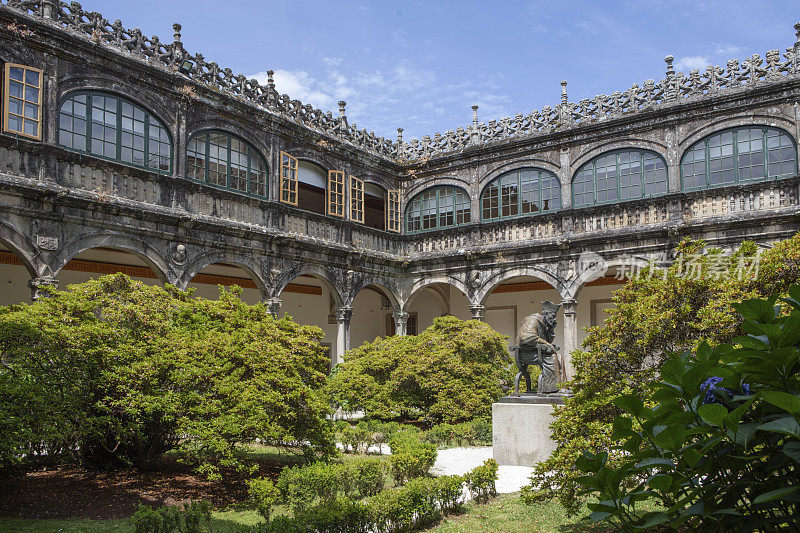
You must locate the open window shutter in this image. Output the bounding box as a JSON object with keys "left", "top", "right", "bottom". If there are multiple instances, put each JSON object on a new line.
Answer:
{"left": 279, "top": 151, "right": 298, "bottom": 205}
{"left": 387, "top": 189, "right": 400, "bottom": 232}
{"left": 327, "top": 170, "right": 345, "bottom": 217}
{"left": 350, "top": 176, "right": 364, "bottom": 223}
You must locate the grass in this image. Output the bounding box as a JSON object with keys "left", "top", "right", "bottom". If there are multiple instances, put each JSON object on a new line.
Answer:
{"left": 0, "top": 493, "right": 609, "bottom": 533}
{"left": 426, "top": 493, "right": 610, "bottom": 533}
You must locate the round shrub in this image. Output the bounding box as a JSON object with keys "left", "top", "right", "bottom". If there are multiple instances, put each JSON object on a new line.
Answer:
{"left": 327, "top": 316, "right": 510, "bottom": 425}
{"left": 248, "top": 477, "right": 280, "bottom": 520}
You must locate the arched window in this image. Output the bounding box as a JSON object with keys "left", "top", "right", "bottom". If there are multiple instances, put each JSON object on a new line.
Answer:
{"left": 572, "top": 149, "right": 667, "bottom": 208}
{"left": 405, "top": 186, "right": 471, "bottom": 234}
{"left": 681, "top": 126, "right": 796, "bottom": 191}
{"left": 58, "top": 91, "right": 171, "bottom": 173}
{"left": 187, "top": 131, "right": 267, "bottom": 198}
{"left": 481, "top": 168, "right": 561, "bottom": 221}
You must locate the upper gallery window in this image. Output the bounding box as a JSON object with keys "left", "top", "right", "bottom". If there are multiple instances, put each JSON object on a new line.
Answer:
{"left": 187, "top": 131, "right": 267, "bottom": 197}
{"left": 681, "top": 126, "right": 796, "bottom": 191}
{"left": 405, "top": 186, "right": 471, "bottom": 234}
{"left": 59, "top": 91, "right": 171, "bottom": 173}
{"left": 572, "top": 149, "right": 667, "bottom": 208}
{"left": 481, "top": 168, "right": 561, "bottom": 221}
{"left": 3, "top": 63, "right": 42, "bottom": 140}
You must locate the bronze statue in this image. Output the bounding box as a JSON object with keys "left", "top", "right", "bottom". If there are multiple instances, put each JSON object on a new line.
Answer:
{"left": 514, "top": 300, "right": 562, "bottom": 394}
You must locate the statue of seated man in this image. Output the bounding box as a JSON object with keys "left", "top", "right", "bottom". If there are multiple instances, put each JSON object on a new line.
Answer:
{"left": 515, "top": 300, "right": 562, "bottom": 394}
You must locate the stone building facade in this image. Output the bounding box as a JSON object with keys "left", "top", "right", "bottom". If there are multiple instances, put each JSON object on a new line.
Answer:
{"left": 1, "top": 1, "right": 799, "bottom": 376}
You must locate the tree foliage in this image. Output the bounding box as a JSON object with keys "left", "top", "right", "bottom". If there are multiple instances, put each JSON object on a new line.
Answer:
{"left": 576, "top": 287, "right": 800, "bottom": 531}
{"left": 326, "top": 315, "right": 510, "bottom": 425}
{"left": 523, "top": 235, "right": 800, "bottom": 513}
{"left": 0, "top": 274, "right": 334, "bottom": 478}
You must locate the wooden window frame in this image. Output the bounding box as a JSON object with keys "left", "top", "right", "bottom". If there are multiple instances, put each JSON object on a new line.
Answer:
{"left": 185, "top": 130, "right": 266, "bottom": 197}
{"left": 280, "top": 151, "right": 299, "bottom": 206}
{"left": 572, "top": 149, "right": 668, "bottom": 208}
{"left": 680, "top": 126, "right": 798, "bottom": 192}
{"left": 350, "top": 175, "right": 364, "bottom": 223}
{"left": 326, "top": 170, "right": 345, "bottom": 217}
{"left": 59, "top": 90, "right": 173, "bottom": 174}
{"left": 3, "top": 63, "right": 43, "bottom": 140}
{"left": 387, "top": 189, "right": 400, "bottom": 233}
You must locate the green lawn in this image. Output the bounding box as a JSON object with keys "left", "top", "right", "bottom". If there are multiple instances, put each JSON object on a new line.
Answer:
{"left": 0, "top": 493, "right": 607, "bottom": 533}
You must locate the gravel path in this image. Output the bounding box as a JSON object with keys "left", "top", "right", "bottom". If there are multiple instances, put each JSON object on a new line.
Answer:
{"left": 431, "top": 447, "right": 533, "bottom": 494}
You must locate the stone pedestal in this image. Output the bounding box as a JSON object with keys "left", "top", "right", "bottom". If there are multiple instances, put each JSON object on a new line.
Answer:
{"left": 492, "top": 394, "right": 567, "bottom": 466}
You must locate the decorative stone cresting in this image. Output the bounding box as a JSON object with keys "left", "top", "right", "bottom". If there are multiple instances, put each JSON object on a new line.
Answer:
{"left": 3, "top": 1, "right": 800, "bottom": 161}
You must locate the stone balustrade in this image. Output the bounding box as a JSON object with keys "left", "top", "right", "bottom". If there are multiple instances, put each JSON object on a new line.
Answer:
{"left": 1, "top": 138, "right": 798, "bottom": 259}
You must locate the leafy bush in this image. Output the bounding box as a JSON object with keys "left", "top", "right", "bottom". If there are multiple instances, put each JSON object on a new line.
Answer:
{"left": 248, "top": 477, "right": 280, "bottom": 520}
{"left": 0, "top": 274, "right": 335, "bottom": 476}
{"left": 327, "top": 316, "right": 510, "bottom": 425}
{"left": 464, "top": 459, "right": 498, "bottom": 503}
{"left": 369, "top": 478, "right": 440, "bottom": 533}
{"left": 425, "top": 420, "right": 492, "bottom": 447}
{"left": 297, "top": 498, "right": 372, "bottom": 533}
{"left": 276, "top": 457, "right": 387, "bottom": 512}
{"left": 523, "top": 237, "right": 800, "bottom": 513}
{"left": 431, "top": 474, "right": 465, "bottom": 514}
{"left": 131, "top": 501, "right": 211, "bottom": 533}
{"left": 351, "top": 457, "right": 387, "bottom": 497}
{"left": 575, "top": 287, "right": 800, "bottom": 531}
{"left": 388, "top": 431, "right": 437, "bottom": 485}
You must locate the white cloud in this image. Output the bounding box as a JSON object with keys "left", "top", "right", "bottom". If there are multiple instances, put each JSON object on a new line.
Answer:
{"left": 249, "top": 69, "right": 336, "bottom": 109}
{"left": 713, "top": 43, "right": 742, "bottom": 56}
{"left": 674, "top": 55, "right": 710, "bottom": 72}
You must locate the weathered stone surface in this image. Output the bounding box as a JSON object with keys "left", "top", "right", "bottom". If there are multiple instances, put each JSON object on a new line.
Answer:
{"left": 493, "top": 397, "right": 562, "bottom": 466}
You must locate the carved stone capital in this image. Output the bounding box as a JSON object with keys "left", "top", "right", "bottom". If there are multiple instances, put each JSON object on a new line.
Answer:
{"left": 335, "top": 306, "right": 353, "bottom": 322}
{"left": 561, "top": 298, "right": 578, "bottom": 316}
{"left": 469, "top": 304, "right": 486, "bottom": 320}
{"left": 28, "top": 277, "right": 58, "bottom": 300}
{"left": 265, "top": 297, "right": 282, "bottom": 317}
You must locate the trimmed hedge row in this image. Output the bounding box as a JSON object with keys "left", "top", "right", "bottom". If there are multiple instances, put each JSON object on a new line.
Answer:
{"left": 249, "top": 457, "right": 387, "bottom": 517}
{"left": 250, "top": 458, "right": 499, "bottom": 532}
{"left": 252, "top": 460, "right": 498, "bottom": 532}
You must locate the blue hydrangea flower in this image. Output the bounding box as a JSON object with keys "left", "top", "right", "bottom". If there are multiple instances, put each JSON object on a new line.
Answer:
{"left": 701, "top": 377, "right": 751, "bottom": 405}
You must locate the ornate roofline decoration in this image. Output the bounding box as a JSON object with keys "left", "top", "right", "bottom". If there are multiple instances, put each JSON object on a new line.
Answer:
{"left": 3, "top": 1, "right": 800, "bottom": 163}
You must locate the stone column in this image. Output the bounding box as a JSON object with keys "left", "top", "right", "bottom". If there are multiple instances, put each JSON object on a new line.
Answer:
{"left": 28, "top": 277, "right": 58, "bottom": 300}
{"left": 265, "top": 297, "right": 282, "bottom": 318}
{"left": 334, "top": 306, "right": 353, "bottom": 367}
{"left": 560, "top": 298, "right": 578, "bottom": 381}
{"left": 392, "top": 310, "right": 408, "bottom": 336}
{"left": 469, "top": 304, "right": 486, "bottom": 321}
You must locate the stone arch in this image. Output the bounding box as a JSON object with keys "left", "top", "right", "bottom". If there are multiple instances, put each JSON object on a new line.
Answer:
{"left": 677, "top": 114, "right": 797, "bottom": 149}
{"left": 566, "top": 255, "right": 651, "bottom": 300}
{"left": 476, "top": 266, "right": 567, "bottom": 305}
{"left": 276, "top": 263, "right": 344, "bottom": 307}
{"left": 350, "top": 276, "right": 400, "bottom": 311}
{"left": 185, "top": 124, "right": 270, "bottom": 172}
{"left": 58, "top": 79, "right": 176, "bottom": 130}
{"left": 477, "top": 157, "right": 562, "bottom": 192}
{"left": 50, "top": 232, "right": 172, "bottom": 283}
{"left": 0, "top": 220, "right": 44, "bottom": 278}
{"left": 281, "top": 148, "right": 338, "bottom": 174}
{"left": 404, "top": 176, "right": 472, "bottom": 202}
{"left": 402, "top": 275, "right": 472, "bottom": 312}
{"left": 180, "top": 251, "right": 270, "bottom": 298}
{"left": 571, "top": 138, "right": 669, "bottom": 171}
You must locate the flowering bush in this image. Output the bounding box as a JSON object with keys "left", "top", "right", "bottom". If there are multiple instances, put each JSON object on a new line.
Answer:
{"left": 575, "top": 287, "right": 800, "bottom": 530}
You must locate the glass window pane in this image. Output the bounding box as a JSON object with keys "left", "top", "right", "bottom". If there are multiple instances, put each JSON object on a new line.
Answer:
{"left": 9, "top": 67, "right": 23, "bottom": 81}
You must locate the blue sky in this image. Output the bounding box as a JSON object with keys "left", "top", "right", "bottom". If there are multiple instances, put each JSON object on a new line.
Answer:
{"left": 78, "top": 1, "right": 798, "bottom": 140}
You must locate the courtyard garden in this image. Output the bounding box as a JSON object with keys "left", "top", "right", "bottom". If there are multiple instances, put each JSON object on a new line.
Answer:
{"left": 1, "top": 235, "right": 800, "bottom": 532}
